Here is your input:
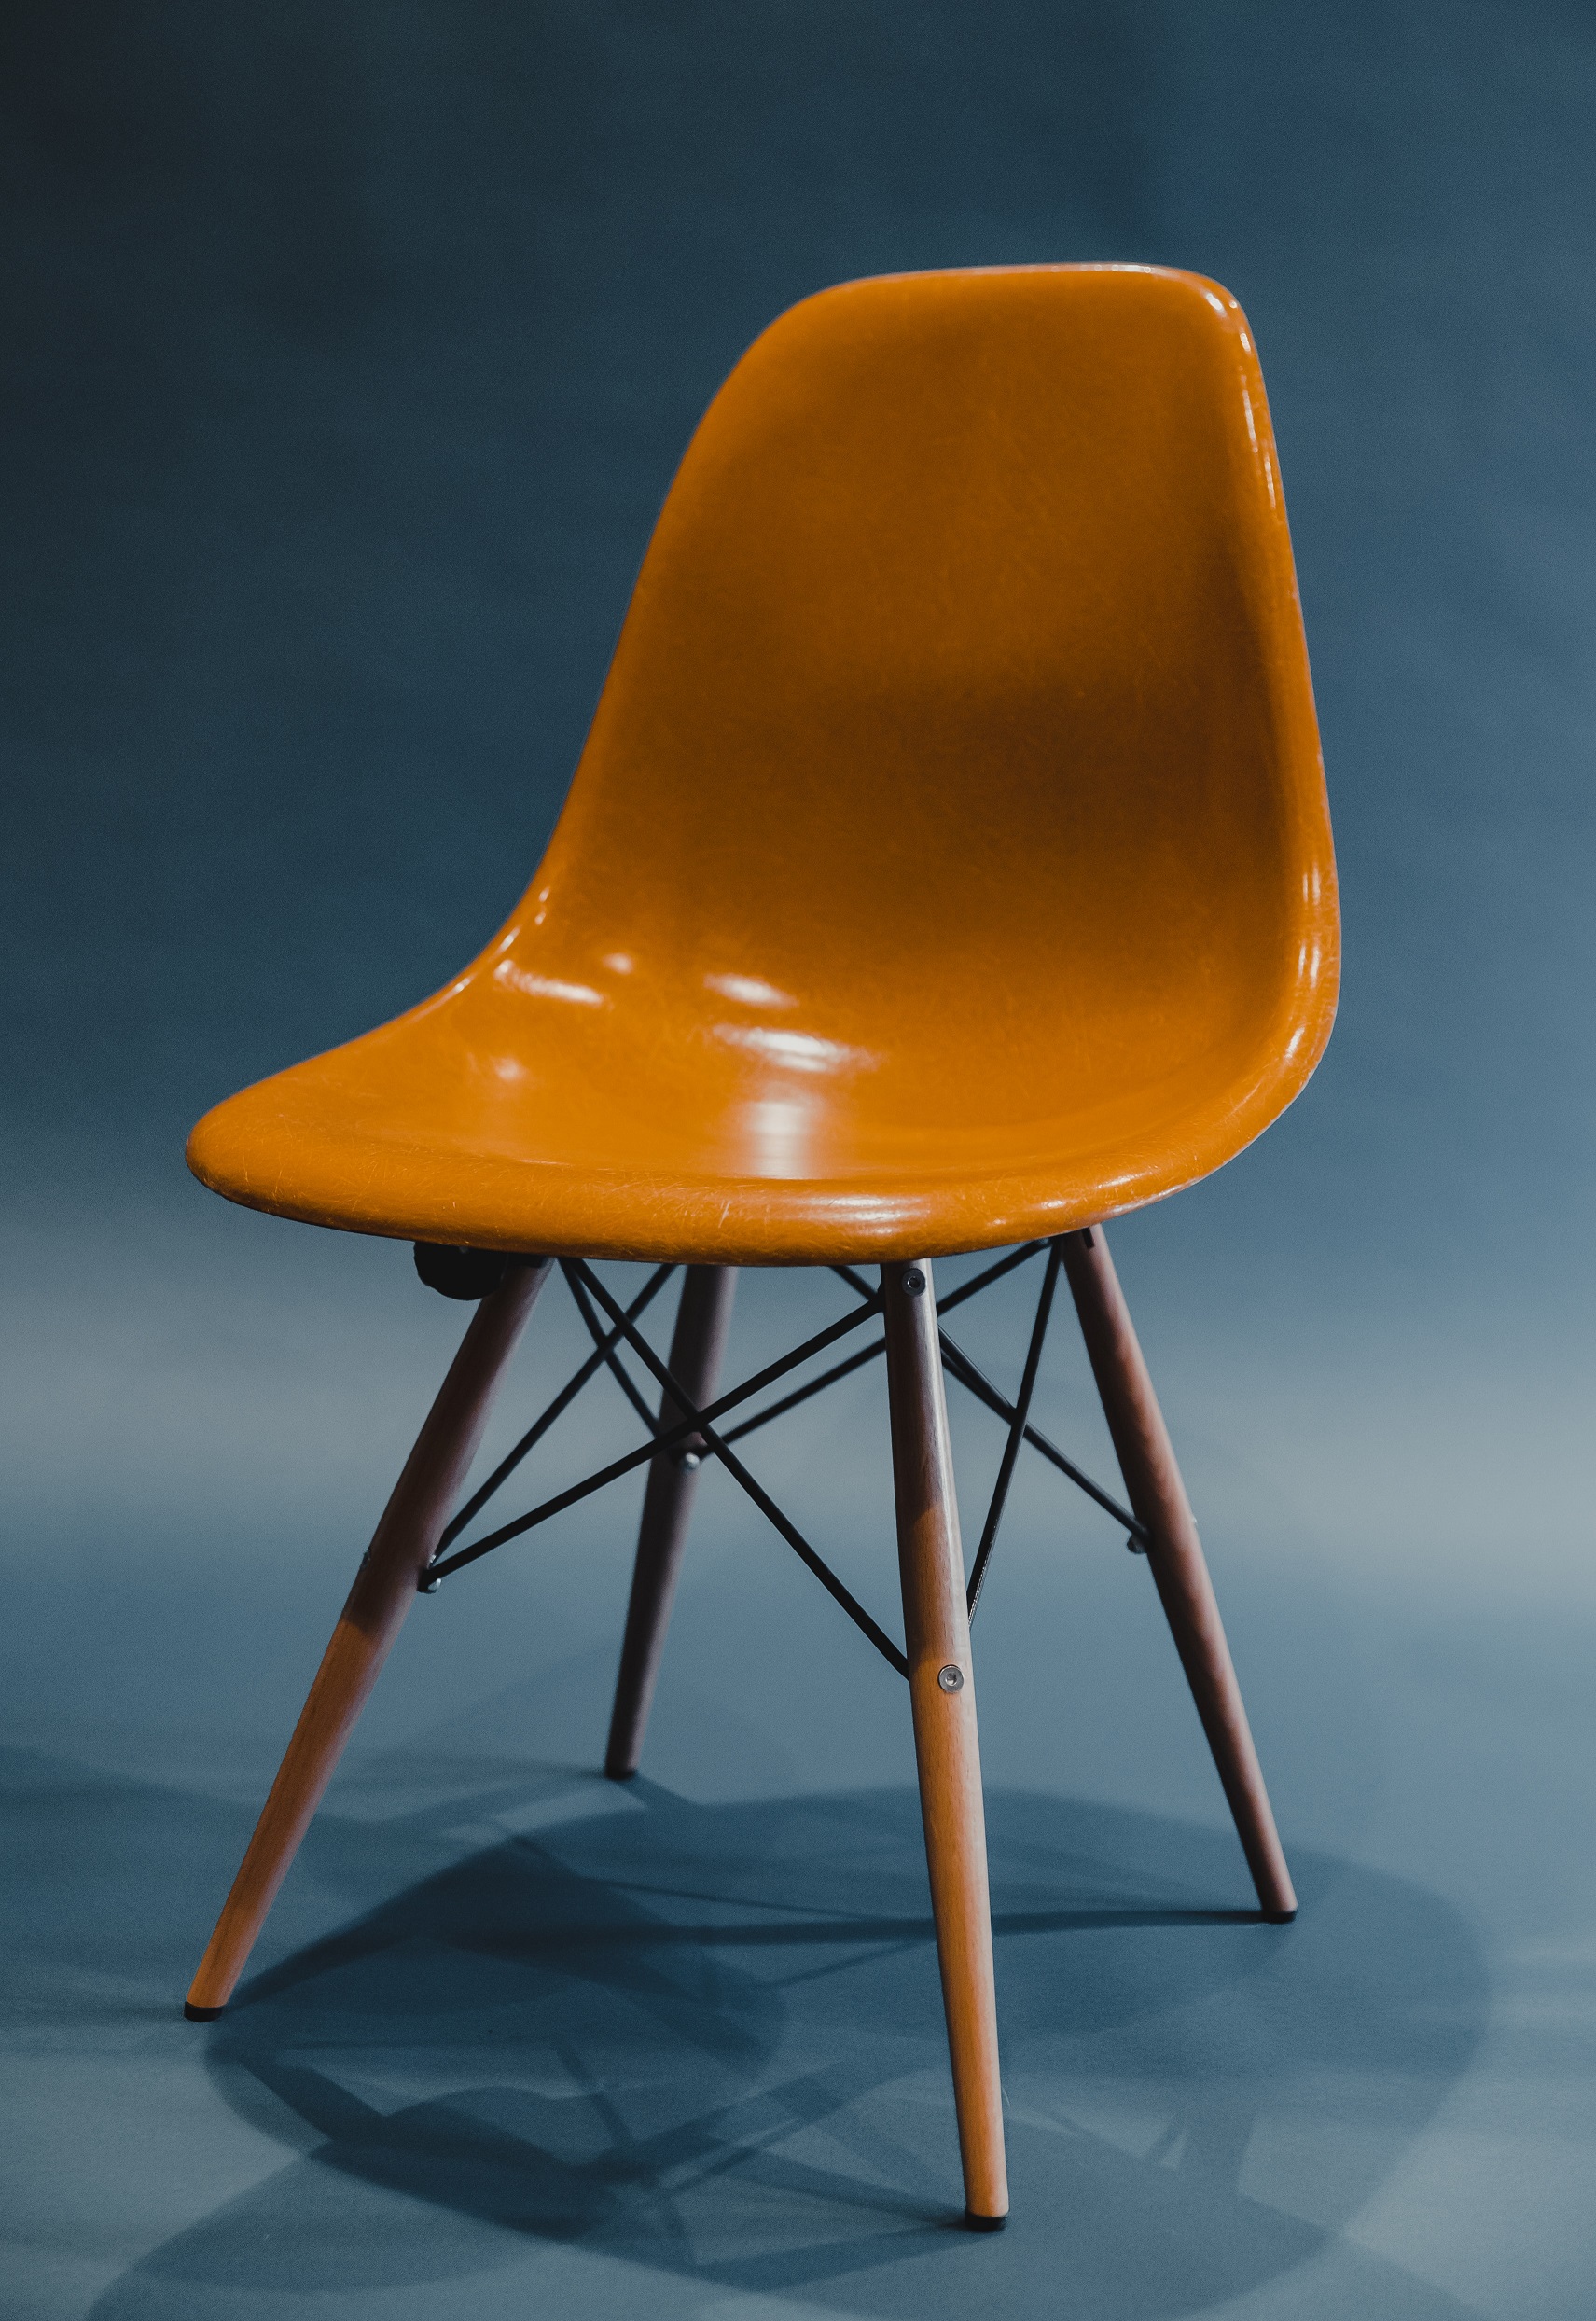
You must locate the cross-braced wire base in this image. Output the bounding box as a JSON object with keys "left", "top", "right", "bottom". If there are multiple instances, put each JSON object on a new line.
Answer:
{"left": 183, "top": 1229, "right": 1298, "bottom": 2238}
{"left": 423, "top": 1240, "right": 1150, "bottom": 1677}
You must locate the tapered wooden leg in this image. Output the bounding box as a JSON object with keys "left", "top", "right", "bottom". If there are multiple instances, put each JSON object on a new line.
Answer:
{"left": 1059, "top": 1227, "right": 1297, "bottom": 1921}
{"left": 881, "top": 1258, "right": 1008, "bottom": 2231}
{"left": 604, "top": 1265, "right": 738, "bottom": 1780}
{"left": 185, "top": 1260, "right": 551, "bottom": 2018}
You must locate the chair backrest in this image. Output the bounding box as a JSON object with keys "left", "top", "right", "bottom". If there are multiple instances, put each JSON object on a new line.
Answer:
{"left": 496, "top": 265, "right": 1337, "bottom": 1145}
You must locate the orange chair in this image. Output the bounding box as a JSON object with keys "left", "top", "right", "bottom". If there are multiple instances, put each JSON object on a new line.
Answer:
{"left": 181, "top": 265, "right": 1338, "bottom": 2232}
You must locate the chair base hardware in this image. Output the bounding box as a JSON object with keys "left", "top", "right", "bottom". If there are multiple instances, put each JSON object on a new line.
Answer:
{"left": 418, "top": 1239, "right": 1146, "bottom": 1661}
{"left": 186, "top": 1228, "right": 1296, "bottom": 2231}
{"left": 413, "top": 1243, "right": 544, "bottom": 1301}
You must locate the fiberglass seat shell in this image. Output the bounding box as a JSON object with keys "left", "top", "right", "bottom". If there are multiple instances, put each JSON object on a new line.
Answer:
{"left": 187, "top": 264, "right": 1338, "bottom": 1266}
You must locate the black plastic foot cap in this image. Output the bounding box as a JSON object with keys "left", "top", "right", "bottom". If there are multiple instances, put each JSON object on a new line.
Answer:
{"left": 1262, "top": 1907, "right": 1298, "bottom": 1925}
{"left": 965, "top": 2209, "right": 1007, "bottom": 2233}
{"left": 184, "top": 2000, "right": 225, "bottom": 2022}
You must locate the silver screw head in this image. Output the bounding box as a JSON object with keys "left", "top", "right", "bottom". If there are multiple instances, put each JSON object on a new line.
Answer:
{"left": 676, "top": 1449, "right": 701, "bottom": 1472}
{"left": 903, "top": 1267, "right": 926, "bottom": 1296}
{"left": 937, "top": 1663, "right": 964, "bottom": 1692}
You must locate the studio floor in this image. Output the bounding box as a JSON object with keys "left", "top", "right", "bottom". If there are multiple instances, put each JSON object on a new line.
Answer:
{"left": 5, "top": 1221, "right": 1593, "bottom": 2320}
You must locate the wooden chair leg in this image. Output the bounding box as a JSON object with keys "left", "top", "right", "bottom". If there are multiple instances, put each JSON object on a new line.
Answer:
{"left": 881, "top": 1258, "right": 1008, "bottom": 2231}
{"left": 1059, "top": 1227, "right": 1298, "bottom": 1921}
{"left": 185, "top": 1259, "right": 551, "bottom": 2019}
{"left": 604, "top": 1265, "right": 738, "bottom": 1780}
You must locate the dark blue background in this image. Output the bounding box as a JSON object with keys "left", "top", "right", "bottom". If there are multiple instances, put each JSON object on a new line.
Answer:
{"left": 4, "top": 7, "right": 1594, "bottom": 2315}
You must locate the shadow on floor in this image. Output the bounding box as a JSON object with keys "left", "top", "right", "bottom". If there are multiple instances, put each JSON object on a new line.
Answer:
{"left": 70, "top": 1774, "right": 1487, "bottom": 2317}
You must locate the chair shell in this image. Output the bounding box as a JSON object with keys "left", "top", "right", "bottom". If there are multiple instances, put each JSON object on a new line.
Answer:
{"left": 187, "top": 263, "right": 1338, "bottom": 1267}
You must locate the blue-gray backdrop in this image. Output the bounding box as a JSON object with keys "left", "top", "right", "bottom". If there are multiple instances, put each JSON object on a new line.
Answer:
{"left": 4, "top": 7, "right": 1593, "bottom": 2319}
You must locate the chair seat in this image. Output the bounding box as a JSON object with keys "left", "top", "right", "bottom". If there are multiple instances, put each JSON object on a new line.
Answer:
{"left": 187, "top": 924, "right": 1324, "bottom": 1264}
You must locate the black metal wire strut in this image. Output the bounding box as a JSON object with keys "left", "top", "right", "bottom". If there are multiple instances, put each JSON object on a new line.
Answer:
{"left": 562, "top": 1261, "right": 668, "bottom": 1440}
{"left": 568, "top": 1260, "right": 909, "bottom": 1677}
{"left": 423, "top": 1271, "right": 893, "bottom": 1591}
{"left": 965, "top": 1240, "right": 1063, "bottom": 1619}
{"left": 433, "top": 1263, "right": 677, "bottom": 1560}
{"left": 720, "top": 1241, "right": 1045, "bottom": 1447}
{"left": 828, "top": 1255, "right": 1151, "bottom": 1566}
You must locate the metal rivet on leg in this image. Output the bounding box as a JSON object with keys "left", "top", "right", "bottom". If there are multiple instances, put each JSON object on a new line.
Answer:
{"left": 903, "top": 1267, "right": 926, "bottom": 1296}
{"left": 937, "top": 1663, "right": 964, "bottom": 1691}
{"left": 1126, "top": 1533, "right": 1146, "bottom": 1556}
{"left": 674, "top": 1448, "right": 702, "bottom": 1470}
